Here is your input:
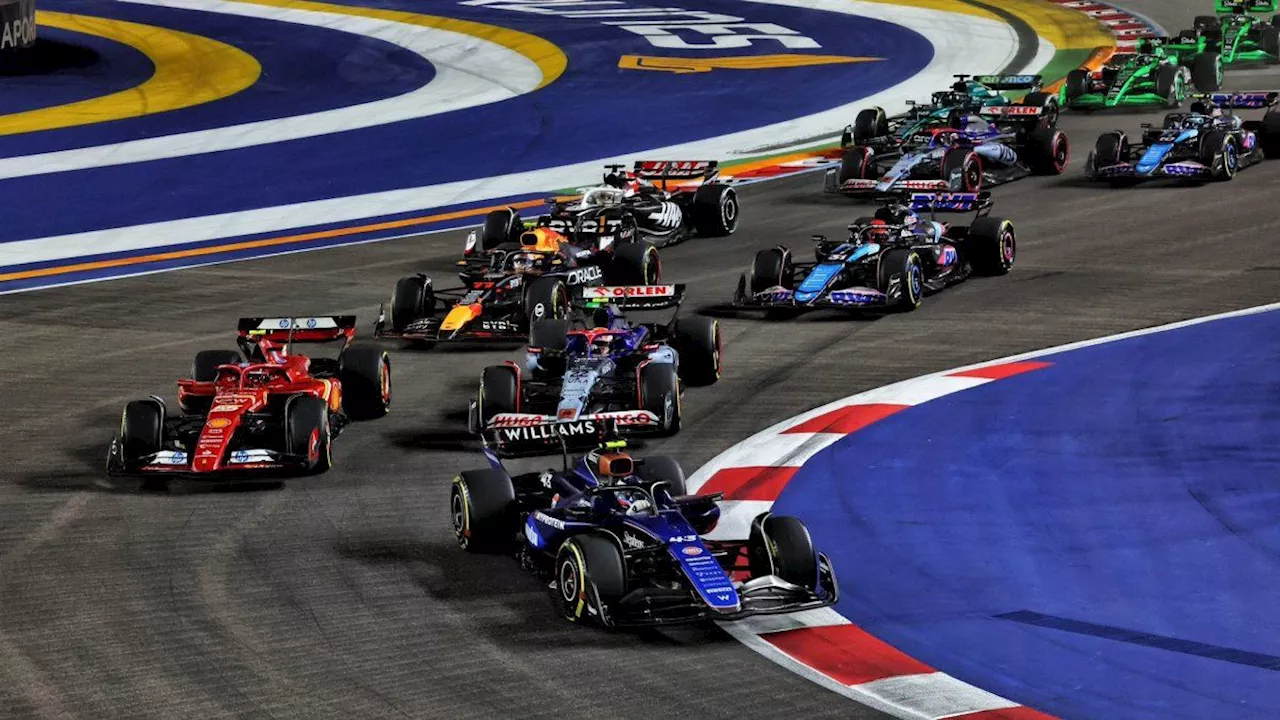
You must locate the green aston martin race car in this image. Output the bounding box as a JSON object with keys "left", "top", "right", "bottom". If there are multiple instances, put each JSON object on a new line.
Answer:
{"left": 1061, "top": 38, "right": 1222, "bottom": 110}
{"left": 1169, "top": 0, "right": 1280, "bottom": 67}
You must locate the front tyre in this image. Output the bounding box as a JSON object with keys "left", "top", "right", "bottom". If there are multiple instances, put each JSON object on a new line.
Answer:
{"left": 966, "top": 217, "right": 1016, "bottom": 276}
{"left": 451, "top": 469, "right": 518, "bottom": 553}
{"left": 671, "top": 316, "right": 722, "bottom": 387}
{"left": 876, "top": 248, "right": 923, "bottom": 311}
{"left": 286, "top": 395, "right": 332, "bottom": 475}
{"left": 554, "top": 534, "right": 626, "bottom": 625}
{"left": 524, "top": 276, "right": 569, "bottom": 323}
{"left": 747, "top": 513, "right": 819, "bottom": 592}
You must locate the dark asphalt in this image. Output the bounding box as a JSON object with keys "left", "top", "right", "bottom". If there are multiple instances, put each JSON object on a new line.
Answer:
{"left": 2, "top": 3, "right": 1277, "bottom": 718}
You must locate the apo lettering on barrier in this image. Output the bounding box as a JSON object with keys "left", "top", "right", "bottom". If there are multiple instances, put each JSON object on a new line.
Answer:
{"left": 0, "top": 0, "right": 35, "bottom": 51}
{"left": 459, "top": 0, "right": 820, "bottom": 50}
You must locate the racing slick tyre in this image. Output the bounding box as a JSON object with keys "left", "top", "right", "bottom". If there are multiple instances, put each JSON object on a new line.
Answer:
{"left": 635, "top": 455, "right": 687, "bottom": 497}
{"left": 671, "top": 316, "right": 722, "bottom": 387}
{"left": 691, "top": 184, "right": 739, "bottom": 237}
{"left": 481, "top": 207, "right": 523, "bottom": 251}
{"left": 747, "top": 513, "right": 819, "bottom": 592}
{"left": 524, "top": 276, "right": 570, "bottom": 323}
{"left": 1257, "top": 112, "right": 1280, "bottom": 157}
{"left": 750, "top": 248, "right": 793, "bottom": 294}
{"left": 529, "top": 318, "right": 570, "bottom": 377}
{"left": 451, "top": 468, "right": 518, "bottom": 553}
{"left": 877, "top": 248, "right": 923, "bottom": 311}
{"left": 181, "top": 349, "right": 241, "bottom": 413}
{"left": 610, "top": 242, "right": 661, "bottom": 285}
{"left": 1026, "top": 127, "right": 1069, "bottom": 175}
{"left": 838, "top": 146, "right": 878, "bottom": 184}
{"left": 119, "top": 399, "right": 165, "bottom": 465}
{"left": 849, "top": 107, "right": 889, "bottom": 145}
{"left": 1156, "top": 64, "right": 1184, "bottom": 108}
{"left": 1200, "top": 130, "right": 1239, "bottom": 181}
{"left": 965, "top": 217, "right": 1016, "bottom": 276}
{"left": 639, "top": 362, "right": 681, "bottom": 435}
{"left": 338, "top": 342, "right": 391, "bottom": 420}
{"left": 286, "top": 395, "right": 332, "bottom": 475}
{"left": 1018, "top": 91, "right": 1059, "bottom": 128}
{"left": 1191, "top": 52, "right": 1223, "bottom": 91}
{"left": 941, "top": 148, "right": 983, "bottom": 192}
{"left": 1063, "top": 69, "right": 1090, "bottom": 105}
{"left": 1087, "top": 131, "right": 1132, "bottom": 183}
{"left": 478, "top": 364, "right": 520, "bottom": 425}
{"left": 389, "top": 275, "right": 433, "bottom": 332}
{"left": 555, "top": 533, "right": 626, "bottom": 625}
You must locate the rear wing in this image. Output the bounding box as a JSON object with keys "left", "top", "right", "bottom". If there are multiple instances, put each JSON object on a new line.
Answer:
{"left": 580, "top": 283, "right": 686, "bottom": 311}
{"left": 972, "top": 74, "right": 1043, "bottom": 91}
{"left": 906, "top": 192, "right": 994, "bottom": 215}
{"left": 978, "top": 104, "right": 1049, "bottom": 120}
{"left": 1191, "top": 91, "right": 1280, "bottom": 109}
{"left": 476, "top": 414, "right": 646, "bottom": 457}
{"left": 237, "top": 316, "right": 358, "bottom": 343}
{"left": 1216, "top": 0, "right": 1277, "bottom": 13}
{"left": 631, "top": 160, "right": 720, "bottom": 190}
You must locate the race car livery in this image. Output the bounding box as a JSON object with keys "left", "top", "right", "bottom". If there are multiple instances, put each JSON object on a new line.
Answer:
{"left": 106, "top": 317, "right": 391, "bottom": 480}
{"left": 450, "top": 438, "right": 838, "bottom": 628}
{"left": 734, "top": 192, "right": 1015, "bottom": 313}
{"left": 1167, "top": 1, "right": 1280, "bottom": 69}
{"left": 1061, "top": 37, "right": 1220, "bottom": 110}
{"left": 1086, "top": 91, "right": 1280, "bottom": 182}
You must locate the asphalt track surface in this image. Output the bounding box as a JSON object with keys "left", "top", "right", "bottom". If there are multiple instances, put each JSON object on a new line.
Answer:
{"left": 2, "top": 2, "right": 1278, "bottom": 718}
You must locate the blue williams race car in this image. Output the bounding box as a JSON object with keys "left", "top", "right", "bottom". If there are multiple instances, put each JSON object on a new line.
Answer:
{"left": 1085, "top": 91, "right": 1280, "bottom": 183}
{"left": 467, "top": 284, "right": 721, "bottom": 451}
{"left": 734, "top": 192, "right": 1015, "bottom": 313}
{"left": 826, "top": 106, "right": 1068, "bottom": 195}
{"left": 450, "top": 436, "right": 838, "bottom": 628}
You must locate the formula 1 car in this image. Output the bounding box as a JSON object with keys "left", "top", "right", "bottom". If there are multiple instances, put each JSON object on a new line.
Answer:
{"left": 734, "top": 192, "right": 1014, "bottom": 313}
{"left": 1167, "top": 1, "right": 1280, "bottom": 68}
{"left": 450, "top": 437, "right": 838, "bottom": 628}
{"left": 825, "top": 108, "right": 1068, "bottom": 195}
{"left": 475, "top": 161, "right": 739, "bottom": 251}
{"left": 1086, "top": 91, "right": 1280, "bottom": 182}
{"left": 1061, "top": 37, "right": 1220, "bottom": 110}
{"left": 467, "top": 285, "right": 720, "bottom": 450}
{"left": 106, "top": 317, "right": 391, "bottom": 480}
{"left": 841, "top": 74, "right": 1059, "bottom": 151}
{"left": 375, "top": 225, "right": 662, "bottom": 347}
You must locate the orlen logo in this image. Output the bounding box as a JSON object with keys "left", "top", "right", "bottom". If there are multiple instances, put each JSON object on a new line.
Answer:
{"left": 585, "top": 285, "right": 675, "bottom": 298}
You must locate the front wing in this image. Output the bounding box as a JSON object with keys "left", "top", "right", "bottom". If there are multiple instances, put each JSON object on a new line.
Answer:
{"left": 373, "top": 315, "right": 525, "bottom": 343}
{"left": 107, "top": 444, "right": 312, "bottom": 478}
{"left": 734, "top": 283, "right": 890, "bottom": 309}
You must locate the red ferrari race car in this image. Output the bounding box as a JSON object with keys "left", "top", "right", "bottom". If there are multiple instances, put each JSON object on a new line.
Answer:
{"left": 106, "top": 316, "right": 391, "bottom": 482}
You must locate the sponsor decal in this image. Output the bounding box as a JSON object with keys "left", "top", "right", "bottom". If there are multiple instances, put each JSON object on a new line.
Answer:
{"left": 565, "top": 265, "right": 603, "bottom": 285}
{"left": 231, "top": 450, "right": 249, "bottom": 463}
{"left": 210, "top": 404, "right": 243, "bottom": 413}
{"left": 622, "top": 532, "right": 646, "bottom": 550}
{"left": 668, "top": 534, "right": 697, "bottom": 543}
{"left": 500, "top": 420, "right": 598, "bottom": 442}
{"left": 533, "top": 511, "right": 566, "bottom": 530}
{"left": 982, "top": 105, "right": 1041, "bottom": 116}
{"left": 538, "top": 471, "right": 554, "bottom": 489}
{"left": 682, "top": 546, "right": 703, "bottom": 556}
{"left": 207, "top": 417, "right": 232, "bottom": 429}
{"left": 479, "top": 319, "right": 517, "bottom": 332}
{"left": 584, "top": 285, "right": 675, "bottom": 299}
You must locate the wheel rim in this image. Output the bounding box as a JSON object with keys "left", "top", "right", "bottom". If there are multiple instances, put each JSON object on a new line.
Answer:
{"left": 308, "top": 428, "right": 320, "bottom": 463}
{"left": 1055, "top": 136, "right": 1069, "bottom": 171}
{"left": 1226, "top": 141, "right": 1238, "bottom": 173}
{"left": 1001, "top": 230, "right": 1016, "bottom": 265}
{"left": 909, "top": 263, "right": 922, "bottom": 298}
{"left": 713, "top": 323, "right": 723, "bottom": 378}
{"left": 380, "top": 357, "right": 391, "bottom": 405}
{"left": 559, "top": 557, "right": 579, "bottom": 603}
{"left": 722, "top": 194, "right": 739, "bottom": 231}
{"left": 451, "top": 490, "right": 466, "bottom": 540}
{"left": 965, "top": 155, "right": 982, "bottom": 191}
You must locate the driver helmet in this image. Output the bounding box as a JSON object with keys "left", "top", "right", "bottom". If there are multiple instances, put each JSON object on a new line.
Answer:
{"left": 586, "top": 445, "right": 635, "bottom": 486}
{"left": 864, "top": 218, "right": 894, "bottom": 243}
{"left": 520, "top": 227, "right": 565, "bottom": 253}
{"left": 1190, "top": 100, "right": 1222, "bottom": 118}
{"left": 590, "top": 332, "right": 615, "bottom": 357}
{"left": 509, "top": 251, "right": 545, "bottom": 274}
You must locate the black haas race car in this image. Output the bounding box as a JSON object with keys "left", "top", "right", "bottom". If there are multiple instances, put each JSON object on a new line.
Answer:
{"left": 477, "top": 161, "right": 740, "bottom": 251}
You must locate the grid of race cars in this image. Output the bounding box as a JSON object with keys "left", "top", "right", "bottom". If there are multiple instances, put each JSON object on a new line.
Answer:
{"left": 105, "top": 5, "right": 1280, "bottom": 630}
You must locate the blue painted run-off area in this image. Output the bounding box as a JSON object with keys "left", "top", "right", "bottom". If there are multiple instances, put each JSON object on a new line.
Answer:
{"left": 774, "top": 309, "right": 1280, "bottom": 720}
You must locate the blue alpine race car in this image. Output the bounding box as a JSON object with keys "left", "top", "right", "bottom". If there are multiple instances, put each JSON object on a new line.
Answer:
{"left": 734, "top": 192, "right": 1015, "bottom": 313}
{"left": 1085, "top": 91, "right": 1280, "bottom": 183}
{"left": 468, "top": 285, "right": 721, "bottom": 450}
{"left": 449, "top": 437, "right": 839, "bottom": 628}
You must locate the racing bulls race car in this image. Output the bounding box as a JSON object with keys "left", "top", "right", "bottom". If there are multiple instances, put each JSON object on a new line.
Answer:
{"left": 1167, "top": 1, "right": 1280, "bottom": 69}
{"left": 375, "top": 226, "right": 662, "bottom": 347}
{"left": 826, "top": 107, "right": 1068, "bottom": 195}
{"left": 841, "top": 74, "right": 1059, "bottom": 151}
{"left": 450, "top": 437, "right": 838, "bottom": 628}
{"left": 1086, "top": 91, "right": 1280, "bottom": 182}
{"left": 107, "top": 317, "right": 391, "bottom": 481}
{"left": 1061, "top": 37, "right": 1221, "bottom": 110}
{"left": 734, "top": 192, "right": 1015, "bottom": 313}
{"left": 468, "top": 286, "right": 721, "bottom": 451}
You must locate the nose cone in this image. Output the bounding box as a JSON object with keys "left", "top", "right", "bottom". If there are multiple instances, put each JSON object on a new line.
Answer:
{"left": 192, "top": 416, "right": 234, "bottom": 473}
{"left": 441, "top": 303, "right": 481, "bottom": 332}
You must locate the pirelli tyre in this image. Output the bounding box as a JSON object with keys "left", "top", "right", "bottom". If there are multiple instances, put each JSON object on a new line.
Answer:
{"left": 1156, "top": 64, "right": 1184, "bottom": 108}
{"left": 838, "top": 146, "right": 878, "bottom": 185}
{"left": 941, "top": 148, "right": 983, "bottom": 192}
{"left": 966, "top": 217, "right": 1016, "bottom": 276}
{"left": 389, "top": 275, "right": 433, "bottom": 332}
{"left": 118, "top": 399, "right": 165, "bottom": 466}
{"left": 1063, "top": 69, "right": 1091, "bottom": 105}
{"left": 285, "top": 395, "right": 332, "bottom": 475}
{"left": 1262, "top": 25, "right": 1280, "bottom": 62}
{"left": 1026, "top": 127, "right": 1069, "bottom": 175}
{"left": 750, "top": 247, "right": 793, "bottom": 294}
{"left": 338, "top": 342, "right": 391, "bottom": 420}
{"left": 1019, "top": 91, "right": 1059, "bottom": 128}
{"left": 481, "top": 207, "right": 523, "bottom": 251}
{"left": 610, "top": 242, "right": 660, "bottom": 285}
{"left": 1200, "top": 130, "right": 1239, "bottom": 181}
{"left": 451, "top": 468, "right": 518, "bottom": 553}
{"left": 529, "top": 318, "right": 570, "bottom": 377}
{"left": 691, "top": 184, "right": 739, "bottom": 237}
{"left": 524, "top": 276, "right": 569, "bottom": 324}
{"left": 181, "top": 349, "right": 241, "bottom": 413}
{"left": 747, "top": 513, "right": 819, "bottom": 592}
{"left": 639, "top": 362, "right": 681, "bottom": 435}
{"left": 478, "top": 364, "right": 520, "bottom": 425}
{"left": 848, "top": 107, "right": 889, "bottom": 146}
{"left": 555, "top": 533, "right": 626, "bottom": 625}
{"left": 671, "top": 316, "right": 721, "bottom": 387}
{"left": 1087, "top": 131, "right": 1132, "bottom": 182}
{"left": 877, "top": 248, "right": 923, "bottom": 311}
{"left": 1191, "top": 52, "right": 1223, "bottom": 91}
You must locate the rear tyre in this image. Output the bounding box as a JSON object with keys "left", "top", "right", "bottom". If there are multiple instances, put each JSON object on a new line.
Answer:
{"left": 478, "top": 365, "right": 520, "bottom": 426}
{"left": 852, "top": 107, "right": 889, "bottom": 145}
{"left": 1156, "top": 64, "right": 1183, "bottom": 108}
{"left": 610, "top": 242, "right": 661, "bottom": 285}
{"left": 119, "top": 400, "right": 164, "bottom": 464}
{"left": 691, "top": 185, "right": 739, "bottom": 237}
{"left": 1064, "top": 69, "right": 1090, "bottom": 104}
{"left": 1026, "top": 128, "right": 1069, "bottom": 175}
{"left": 750, "top": 248, "right": 793, "bottom": 293}
{"left": 941, "top": 148, "right": 982, "bottom": 192}
{"left": 1191, "top": 52, "right": 1223, "bottom": 91}
{"left": 524, "top": 276, "right": 569, "bottom": 323}
{"left": 555, "top": 534, "right": 626, "bottom": 624}
{"left": 639, "top": 362, "right": 681, "bottom": 435}
{"left": 1019, "top": 91, "right": 1059, "bottom": 127}
{"left": 338, "top": 342, "right": 391, "bottom": 420}
{"left": 747, "top": 513, "right": 819, "bottom": 592}
{"left": 966, "top": 217, "right": 1017, "bottom": 276}
{"left": 635, "top": 455, "right": 687, "bottom": 497}
{"left": 182, "top": 349, "right": 241, "bottom": 414}
{"left": 286, "top": 395, "right": 332, "bottom": 475}
{"left": 389, "top": 275, "right": 433, "bottom": 332}
{"left": 671, "top": 316, "right": 722, "bottom": 387}
{"left": 1259, "top": 112, "right": 1280, "bottom": 158}
{"left": 451, "top": 469, "right": 518, "bottom": 553}
{"left": 481, "top": 208, "right": 523, "bottom": 251}
{"left": 877, "top": 248, "right": 923, "bottom": 311}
